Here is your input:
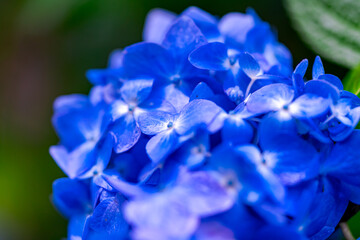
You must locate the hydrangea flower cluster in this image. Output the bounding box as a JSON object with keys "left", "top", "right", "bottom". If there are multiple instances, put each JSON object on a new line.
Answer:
{"left": 50, "top": 7, "right": 360, "bottom": 240}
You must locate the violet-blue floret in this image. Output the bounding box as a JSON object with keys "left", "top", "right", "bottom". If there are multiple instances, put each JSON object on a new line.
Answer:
{"left": 50, "top": 6, "right": 360, "bottom": 240}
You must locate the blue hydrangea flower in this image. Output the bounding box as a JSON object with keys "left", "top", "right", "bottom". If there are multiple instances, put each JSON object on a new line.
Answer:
{"left": 52, "top": 178, "right": 92, "bottom": 239}
{"left": 137, "top": 99, "right": 224, "bottom": 162}
{"left": 50, "top": 6, "right": 360, "bottom": 240}
{"left": 83, "top": 193, "right": 129, "bottom": 239}
{"left": 50, "top": 95, "right": 114, "bottom": 179}
{"left": 189, "top": 43, "right": 290, "bottom": 104}
{"left": 122, "top": 16, "right": 209, "bottom": 112}
{"left": 122, "top": 169, "right": 234, "bottom": 240}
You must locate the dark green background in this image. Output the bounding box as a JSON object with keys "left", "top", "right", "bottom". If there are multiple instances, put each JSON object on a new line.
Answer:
{"left": 0, "top": 0, "right": 357, "bottom": 239}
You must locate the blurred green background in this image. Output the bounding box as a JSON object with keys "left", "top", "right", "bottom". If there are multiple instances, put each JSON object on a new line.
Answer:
{"left": 0, "top": 0, "right": 357, "bottom": 239}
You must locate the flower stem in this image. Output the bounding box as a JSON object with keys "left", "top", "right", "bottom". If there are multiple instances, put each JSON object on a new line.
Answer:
{"left": 245, "top": 78, "right": 256, "bottom": 97}
{"left": 340, "top": 222, "right": 355, "bottom": 240}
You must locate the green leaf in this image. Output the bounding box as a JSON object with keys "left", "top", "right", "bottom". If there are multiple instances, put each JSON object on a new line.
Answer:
{"left": 343, "top": 64, "right": 360, "bottom": 129}
{"left": 348, "top": 209, "right": 360, "bottom": 237}
{"left": 343, "top": 63, "right": 360, "bottom": 97}
{"left": 284, "top": 0, "right": 360, "bottom": 68}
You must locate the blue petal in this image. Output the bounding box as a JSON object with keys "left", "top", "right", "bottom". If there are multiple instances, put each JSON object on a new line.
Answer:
{"left": 219, "top": 13, "right": 255, "bottom": 48}
{"left": 327, "top": 111, "right": 358, "bottom": 130}
{"left": 246, "top": 8, "right": 262, "bottom": 23}
{"left": 258, "top": 111, "right": 297, "bottom": 146}
{"left": 94, "top": 188, "right": 117, "bottom": 207}
{"left": 50, "top": 145, "right": 72, "bottom": 177}
{"left": 146, "top": 130, "right": 180, "bottom": 163}
{"left": 162, "top": 16, "right": 207, "bottom": 59}
{"left": 214, "top": 95, "right": 238, "bottom": 112}
{"left": 235, "top": 146, "right": 286, "bottom": 203}
{"left": 137, "top": 97, "right": 177, "bottom": 115}
{"left": 301, "top": 118, "right": 332, "bottom": 144}
{"left": 53, "top": 94, "right": 88, "bottom": 112}
{"left": 50, "top": 142, "right": 96, "bottom": 179}
{"left": 302, "top": 178, "right": 348, "bottom": 239}
{"left": 304, "top": 79, "right": 340, "bottom": 102}
{"left": 89, "top": 85, "right": 115, "bottom": 105}
{"left": 122, "top": 42, "right": 174, "bottom": 81}
{"left": 222, "top": 116, "right": 254, "bottom": 145}
{"left": 107, "top": 49, "right": 123, "bottom": 69}
{"left": 68, "top": 214, "right": 88, "bottom": 240}
{"left": 102, "top": 172, "right": 147, "bottom": 197}
{"left": 318, "top": 74, "right": 343, "bottom": 91}
{"left": 173, "top": 129, "right": 210, "bottom": 168}
{"left": 155, "top": 83, "right": 190, "bottom": 112}
{"left": 77, "top": 133, "right": 114, "bottom": 179}
{"left": 323, "top": 130, "right": 360, "bottom": 187}
{"left": 330, "top": 98, "right": 360, "bottom": 127}
{"left": 260, "top": 133, "right": 320, "bottom": 185}
{"left": 190, "top": 82, "right": 235, "bottom": 111}
{"left": 238, "top": 52, "right": 260, "bottom": 78}
{"left": 138, "top": 110, "right": 177, "bottom": 135}
{"left": 207, "top": 111, "right": 228, "bottom": 133}
{"left": 53, "top": 102, "right": 110, "bottom": 153}
{"left": 182, "top": 7, "right": 221, "bottom": 41}
{"left": 270, "top": 43, "right": 293, "bottom": 77}
{"left": 138, "top": 159, "right": 181, "bottom": 187}
{"left": 125, "top": 193, "right": 199, "bottom": 240}
{"left": 67, "top": 144, "right": 96, "bottom": 178}
{"left": 292, "top": 74, "right": 305, "bottom": 96}
{"left": 341, "top": 91, "right": 360, "bottom": 109}
{"left": 233, "top": 102, "right": 259, "bottom": 119}
{"left": 194, "top": 222, "right": 235, "bottom": 240}
{"left": 120, "top": 78, "right": 153, "bottom": 105}
{"left": 52, "top": 95, "right": 101, "bottom": 150}
{"left": 109, "top": 114, "right": 141, "bottom": 153}
{"left": 246, "top": 83, "right": 294, "bottom": 114}
{"left": 108, "top": 141, "right": 150, "bottom": 183}
{"left": 143, "top": 8, "right": 176, "bottom": 44}
{"left": 322, "top": 179, "right": 349, "bottom": 230}
{"left": 110, "top": 99, "right": 130, "bottom": 122}
{"left": 92, "top": 174, "right": 114, "bottom": 192}
{"left": 309, "top": 226, "right": 335, "bottom": 240}
{"left": 86, "top": 69, "right": 123, "bottom": 85}
{"left": 83, "top": 229, "right": 119, "bottom": 240}
{"left": 175, "top": 99, "right": 225, "bottom": 135}
{"left": 215, "top": 202, "right": 261, "bottom": 239}
{"left": 247, "top": 74, "right": 292, "bottom": 95}
{"left": 253, "top": 40, "right": 293, "bottom": 77}
{"left": 328, "top": 110, "right": 360, "bottom": 142}
{"left": 284, "top": 180, "right": 318, "bottom": 220}
{"left": 189, "top": 42, "right": 229, "bottom": 71}
{"left": 294, "top": 59, "right": 308, "bottom": 78}
{"left": 210, "top": 144, "right": 285, "bottom": 205}
{"left": 244, "top": 22, "right": 274, "bottom": 53}
{"left": 175, "top": 170, "right": 235, "bottom": 217}
{"left": 289, "top": 94, "right": 330, "bottom": 118}
{"left": 253, "top": 226, "right": 307, "bottom": 240}
{"left": 341, "top": 182, "right": 360, "bottom": 205}
{"left": 190, "top": 82, "right": 216, "bottom": 101}
{"left": 312, "top": 56, "right": 325, "bottom": 79}
{"left": 52, "top": 178, "right": 91, "bottom": 219}
{"left": 85, "top": 194, "right": 129, "bottom": 239}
